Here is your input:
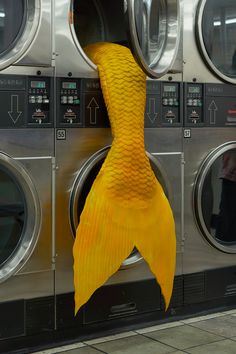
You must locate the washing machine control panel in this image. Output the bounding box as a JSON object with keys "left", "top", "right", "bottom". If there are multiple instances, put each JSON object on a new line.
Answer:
{"left": 0, "top": 75, "right": 53, "bottom": 128}
{"left": 145, "top": 81, "right": 182, "bottom": 127}
{"left": 28, "top": 77, "right": 52, "bottom": 125}
{"left": 185, "top": 83, "right": 203, "bottom": 125}
{"left": 58, "top": 79, "right": 81, "bottom": 126}
{"left": 184, "top": 83, "right": 236, "bottom": 127}
{"left": 57, "top": 78, "right": 109, "bottom": 128}
{"left": 57, "top": 78, "right": 183, "bottom": 128}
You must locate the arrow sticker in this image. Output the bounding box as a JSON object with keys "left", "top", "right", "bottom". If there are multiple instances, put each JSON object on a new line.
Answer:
{"left": 147, "top": 98, "right": 158, "bottom": 123}
{"left": 87, "top": 97, "right": 99, "bottom": 125}
{"left": 8, "top": 95, "right": 22, "bottom": 124}
{"left": 208, "top": 100, "right": 218, "bottom": 125}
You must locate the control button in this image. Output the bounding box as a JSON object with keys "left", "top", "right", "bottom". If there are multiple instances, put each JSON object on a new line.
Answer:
{"left": 36, "top": 96, "right": 43, "bottom": 104}
{"left": 73, "top": 96, "right": 80, "bottom": 105}
{"left": 187, "top": 99, "right": 193, "bottom": 106}
{"left": 29, "top": 95, "right": 36, "bottom": 104}
{"left": 43, "top": 98, "right": 50, "bottom": 104}
{"left": 197, "top": 99, "right": 202, "bottom": 107}
{"left": 162, "top": 98, "right": 168, "bottom": 106}
{"left": 173, "top": 99, "right": 179, "bottom": 106}
{"left": 61, "top": 96, "right": 68, "bottom": 104}
{"left": 168, "top": 98, "right": 174, "bottom": 106}
{"left": 68, "top": 96, "right": 74, "bottom": 104}
{"left": 192, "top": 99, "right": 198, "bottom": 106}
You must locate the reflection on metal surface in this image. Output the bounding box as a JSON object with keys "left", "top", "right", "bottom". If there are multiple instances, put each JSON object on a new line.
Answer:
{"left": 197, "top": 0, "right": 236, "bottom": 83}
{"left": 0, "top": 0, "right": 40, "bottom": 70}
{"left": 126, "top": 0, "right": 180, "bottom": 78}
{"left": 0, "top": 153, "right": 41, "bottom": 283}
{"left": 70, "top": 146, "right": 169, "bottom": 269}
{"left": 194, "top": 142, "right": 236, "bottom": 253}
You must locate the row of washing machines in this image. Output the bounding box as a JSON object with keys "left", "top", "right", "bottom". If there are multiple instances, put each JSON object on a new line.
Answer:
{"left": 0, "top": 0, "right": 236, "bottom": 351}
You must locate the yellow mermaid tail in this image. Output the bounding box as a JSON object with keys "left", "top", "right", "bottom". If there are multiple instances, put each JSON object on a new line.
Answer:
{"left": 73, "top": 42, "right": 176, "bottom": 314}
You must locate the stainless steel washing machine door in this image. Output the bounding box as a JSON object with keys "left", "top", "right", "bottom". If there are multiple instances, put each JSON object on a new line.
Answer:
{"left": 70, "top": 146, "right": 170, "bottom": 269}
{"left": 0, "top": 0, "right": 46, "bottom": 70}
{"left": 71, "top": 0, "right": 180, "bottom": 78}
{"left": 0, "top": 153, "right": 41, "bottom": 282}
{"left": 194, "top": 142, "right": 236, "bottom": 253}
{"left": 197, "top": 0, "right": 236, "bottom": 83}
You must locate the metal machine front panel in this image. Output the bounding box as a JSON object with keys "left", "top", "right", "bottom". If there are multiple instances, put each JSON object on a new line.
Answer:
{"left": 0, "top": 129, "right": 54, "bottom": 301}
{"left": 0, "top": 156, "right": 54, "bottom": 277}
{"left": 183, "top": 128, "right": 236, "bottom": 274}
{"left": 57, "top": 78, "right": 109, "bottom": 128}
{"left": 183, "top": 0, "right": 221, "bottom": 83}
{"left": 0, "top": 75, "right": 53, "bottom": 128}
{"left": 0, "top": 156, "right": 54, "bottom": 301}
{"left": 0, "top": 0, "right": 52, "bottom": 70}
{"left": 196, "top": 0, "right": 236, "bottom": 84}
{"left": 194, "top": 142, "right": 236, "bottom": 252}
{"left": 145, "top": 128, "right": 183, "bottom": 276}
{"left": 126, "top": 0, "right": 180, "bottom": 78}
{"left": 146, "top": 80, "right": 183, "bottom": 127}
{"left": 0, "top": 129, "right": 54, "bottom": 158}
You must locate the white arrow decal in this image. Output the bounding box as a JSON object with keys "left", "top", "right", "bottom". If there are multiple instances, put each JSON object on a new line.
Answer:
{"left": 208, "top": 100, "right": 218, "bottom": 125}
{"left": 8, "top": 95, "right": 22, "bottom": 124}
{"left": 87, "top": 97, "right": 99, "bottom": 125}
{"left": 147, "top": 98, "right": 158, "bottom": 123}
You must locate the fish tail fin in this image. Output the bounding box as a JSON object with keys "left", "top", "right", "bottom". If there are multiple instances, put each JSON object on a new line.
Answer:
{"left": 135, "top": 182, "right": 176, "bottom": 311}
{"left": 73, "top": 177, "right": 135, "bottom": 315}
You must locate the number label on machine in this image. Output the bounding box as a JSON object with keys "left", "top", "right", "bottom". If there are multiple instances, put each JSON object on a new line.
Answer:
{"left": 184, "top": 129, "right": 191, "bottom": 138}
{"left": 57, "top": 129, "right": 66, "bottom": 140}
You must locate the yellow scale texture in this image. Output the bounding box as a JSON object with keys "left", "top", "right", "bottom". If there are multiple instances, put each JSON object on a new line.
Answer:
{"left": 73, "top": 42, "right": 176, "bottom": 315}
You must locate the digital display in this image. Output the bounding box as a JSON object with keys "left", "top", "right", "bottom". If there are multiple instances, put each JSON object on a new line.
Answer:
{"left": 164, "top": 85, "right": 176, "bottom": 93}
{"left": 62, "top": 82, "right": 77, "bottom": 89}
{"left": 31, "top": 81, "right": 46, "bottom": 89}
{"left": 189, "top": 86, "right": 200, "bottom": 94}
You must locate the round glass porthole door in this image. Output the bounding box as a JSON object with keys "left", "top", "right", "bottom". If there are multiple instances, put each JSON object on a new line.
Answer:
{"left": 70, "top": 146, "right": 170, "bottom": 268}
{"left": 194, "top": 143, "right": 236, "bottom": 253}
{"left": 0, "top": 0, "right": 40, "bottom": 70}
{"left": 0, "top": 153, "right": 41, "bottom": 282}
{"left": 197, "top": 0, "right": 236, "bottom": 83}
{"left": 71, "top": 0, "right": 180, "bottom": 78}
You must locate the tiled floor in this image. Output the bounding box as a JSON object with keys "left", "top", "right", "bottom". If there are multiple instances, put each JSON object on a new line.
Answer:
{"left": 34, "top": 309, "right": 236, "bottom": 354}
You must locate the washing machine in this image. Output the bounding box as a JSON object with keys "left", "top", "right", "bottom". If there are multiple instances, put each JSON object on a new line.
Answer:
{"left": 0, "top": 0, "right": 53, "bottom": 74}
{"left": 0, "top": 0, "right": 55, "bottom": 349}
{"left": 55, "top": 0, "right": 184, "bottom": 330}
{"left": 183, "top": 0, "right": 236, "bottom": 84}
{"left": 182, "top": 0, "right": 236, "bottom": 308}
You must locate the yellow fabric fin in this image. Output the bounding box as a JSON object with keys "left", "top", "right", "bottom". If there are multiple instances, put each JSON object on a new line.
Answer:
{"left": 73, "top": 42, "right": 176, "bottom": 314}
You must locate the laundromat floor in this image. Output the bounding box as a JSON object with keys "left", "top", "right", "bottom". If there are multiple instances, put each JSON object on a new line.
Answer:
{"left": 34, "top": 309, "right": 236, "bottom": 354}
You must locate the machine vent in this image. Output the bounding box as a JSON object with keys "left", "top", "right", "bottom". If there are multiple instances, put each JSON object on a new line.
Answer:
{"left": 0, "top": 300, "right": 25, "bottom": 340}
{"left": 26, "top": 296, "right": 54, "bottom": 335}
{"left": 225, "top": 284, "right": 236, "bottom": 297}
{"left": 184, "top": 272, "right": 205, "bottom": 305}
{"left": 84, "top": 280, "right": 161, "bottom": 324}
